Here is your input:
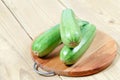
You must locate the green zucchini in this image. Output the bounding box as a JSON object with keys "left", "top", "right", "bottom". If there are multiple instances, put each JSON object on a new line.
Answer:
{"left": 32, "top": 24, "right": 61, "bottom": 57}
{"left": 60, "top": 24, "right": 96, "bottom": 65}
{"left": 77, "top": 19, "right": 89, "bottom": 28}
{"left": 32, "top": 20, "right": 88, "bottom": 57}
{"left": 60, "top": 9, "right": 82, "bottom": 48}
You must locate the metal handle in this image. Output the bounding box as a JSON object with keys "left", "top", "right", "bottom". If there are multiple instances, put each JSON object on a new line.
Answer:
{"left": 33, "top": 62, "right": 55, "bottom": 77}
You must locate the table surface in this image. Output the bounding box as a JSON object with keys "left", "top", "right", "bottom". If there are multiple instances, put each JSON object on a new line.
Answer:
{"left": 0, "top": 0, "right": 120, "bottom": 80}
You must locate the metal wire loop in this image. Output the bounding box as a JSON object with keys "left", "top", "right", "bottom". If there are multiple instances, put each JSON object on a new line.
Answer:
{"left": 33, "top": 62, "right": 55, "bottom": 77}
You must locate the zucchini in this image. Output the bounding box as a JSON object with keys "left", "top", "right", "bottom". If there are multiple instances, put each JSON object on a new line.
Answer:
{"left": 32, "top": 24, "right": 61, "bottom": 57}
{"left": 60, "top": 9, "right": 82, "bottom": 48}
{"left": 60, "top": 24, "right": 96, "bottom": 65}
{"left": 77, "top": 19, "right": 89, "bottom": 28}
{"left": 32, "top": 20, "right": 88, "bottom": 57}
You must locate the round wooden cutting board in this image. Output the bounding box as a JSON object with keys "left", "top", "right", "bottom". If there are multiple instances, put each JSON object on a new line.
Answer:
{"left": 31, "top": 30, "right": 117, "bottom": 77}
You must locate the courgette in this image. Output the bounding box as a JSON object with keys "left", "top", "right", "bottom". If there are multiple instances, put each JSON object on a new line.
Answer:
{"left": 32, "top": 24, "right": 61, "bottom": 57}
{"left": 60, "top": 9, "right": 82, "bottom": 48}
{"left": 60, "top": 24, "right": 96, "bottom": 65}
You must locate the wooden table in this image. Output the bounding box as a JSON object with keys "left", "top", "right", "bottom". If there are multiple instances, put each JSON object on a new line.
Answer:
{"left": 0, "top": 0, "right": 120, "bottom": 80}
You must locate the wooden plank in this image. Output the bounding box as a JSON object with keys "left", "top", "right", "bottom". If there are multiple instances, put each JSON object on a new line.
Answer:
{"left": 0, "top": 1, "right": 61, "bottom": 80}
{"left": 2, "top": 0, "right": 65, "bottom": 38}
{"left": 1, "top": 0, "right": 65, "bottom": 79}
{"left": 1, "top": 0, "right": 66, "bottom": 79}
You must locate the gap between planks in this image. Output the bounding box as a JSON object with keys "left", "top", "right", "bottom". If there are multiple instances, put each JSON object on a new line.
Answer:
{"left": 1, "top": 0, "right": 33, "bottom": 40}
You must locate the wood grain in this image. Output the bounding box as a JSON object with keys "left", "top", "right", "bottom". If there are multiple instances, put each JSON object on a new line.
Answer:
{"left": 32, "top": 30, "right": 117, "bottom": 76}
{"left": 2, "top": 0, "right": 64, "bottom": 38}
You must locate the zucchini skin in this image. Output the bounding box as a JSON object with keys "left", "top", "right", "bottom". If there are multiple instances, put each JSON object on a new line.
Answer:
{"left": 32, "top": 24, "right": 61, "bottom": 57}
{"left": 32, "top": 20, "right": 89, "bottom": 57}
{"left": 77, "top": 19, "right": 89, "bottom": 28}
{"left": 60, "top": 9, "right": 82, "bottom": 48}
{"left": 60, "top": 24, "right": 96, "bottom": 65}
